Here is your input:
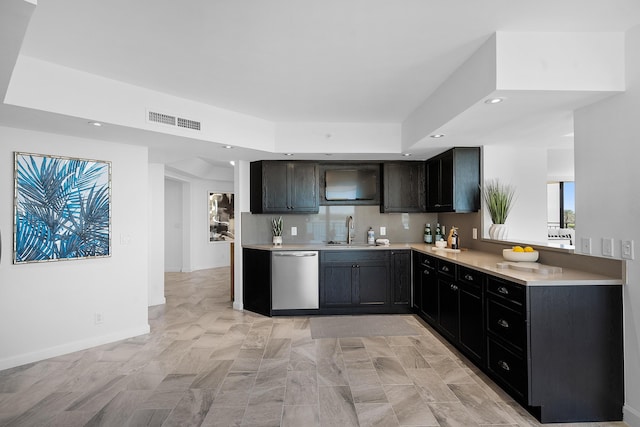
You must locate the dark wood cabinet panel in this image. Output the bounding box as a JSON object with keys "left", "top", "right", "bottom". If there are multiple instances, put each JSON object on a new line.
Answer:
{"left": 357, "top": 264, "right": 388, "bottom": 305}
{"left": 250, "top": 161, "right": 319, "bottom": 213}
{"left": 458, "top": 280, "right": 484, "bottom": 363}
{"left": 242, "top": 248, "right": 271, "bottom": 317}
{"left": 320, "top": 250, "right": 393, "bottom": 312}
{"left": 381, "top": 162, "right": 426, "bottom": 212}
{"left": 437, "top": 277, "right": 459, "bottom": 341}
{"left": 425, "top": 147, "right": 480, "bottom": 213}
{"left": 321, "top": 264, "right": 353, "bottom": 306}
{"left": 391, "top": 250, "right": 411, "bottom": 307}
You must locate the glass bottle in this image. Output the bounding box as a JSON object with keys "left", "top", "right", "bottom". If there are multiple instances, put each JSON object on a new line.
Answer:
{"left": 424, "top": 223, "right": 433, "bottom": 244}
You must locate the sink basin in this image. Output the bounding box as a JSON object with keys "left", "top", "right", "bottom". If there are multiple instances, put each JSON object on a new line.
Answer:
{"left": 325, "top": 241, "right": 373, "bottom": 248}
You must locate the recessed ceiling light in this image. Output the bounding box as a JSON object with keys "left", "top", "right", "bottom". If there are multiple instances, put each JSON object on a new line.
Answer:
{"left": 484, "top": 97, "right": 505, "bottom": 104}
{"left": 229, "top": 160, "right": 235, "bottom": 166}
{"left": 223, "top": 145, "right": 233, "bottom": 149}
{"left": 430, "top": 134, "right": 445, "bottom": 138}
{"left": 88, "top": 121, "right": 103, "bottom": 127}
{"left": 402, "top": 153, "right": 412, "bottom": 157}
{"left": 284, "top": 153, "right": 294, "bottom": 156}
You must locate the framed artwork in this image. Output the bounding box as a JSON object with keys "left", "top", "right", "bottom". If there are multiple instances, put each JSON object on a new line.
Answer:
{"left": 209, "top": 192, "right": 234, "bottom": 241}
{"left": 13, "top": 152, "right": 112, "bottom": 264}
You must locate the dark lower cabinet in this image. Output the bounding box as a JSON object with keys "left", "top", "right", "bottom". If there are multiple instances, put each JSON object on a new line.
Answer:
{"left": 411, "top": 250, "right": 623, "bottom": 423}
{"left": 391, "top": 250, "right": 411, "bottom": 309}
{"left": 412, "top": 252, "right": 438, "bottom": 322}
{"left": 320, "top": 250, "right": 406, "bottom": 314}
{"left": 458, "top": 267, "right": 484, "bottom": 363}
{"left": 437, "top": 278, "right": 459, "bottom": 341}
{"left": 242, "top": 248, "right": 271, "bottom": 317}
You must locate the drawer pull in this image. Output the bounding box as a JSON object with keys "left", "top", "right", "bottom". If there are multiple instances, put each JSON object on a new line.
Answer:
{"left": 497, "top": 286, "right": 509, "bottom": 295}
{"left": 497, "top": 319, "right": 510, "bottom": 329}
{"left": 464, "top": 274, "right": 474, "bottom": 281}
{"left": 450, "top": 284, "right": 458, "bottom": 291}
{"left": 498, "top": 360, "right": 511, "bottom": 371}
{"left": 441, "top": 265, "right": 450, "bottom": 273}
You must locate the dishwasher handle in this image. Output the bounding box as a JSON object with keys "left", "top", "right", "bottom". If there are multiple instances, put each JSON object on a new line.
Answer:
{"left": 273, "top": 252, "right": 318, "bottom": 257}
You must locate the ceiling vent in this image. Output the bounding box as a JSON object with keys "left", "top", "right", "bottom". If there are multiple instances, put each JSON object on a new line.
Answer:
{"left": 147, "top": 110, "right": 201, "bottom": 131}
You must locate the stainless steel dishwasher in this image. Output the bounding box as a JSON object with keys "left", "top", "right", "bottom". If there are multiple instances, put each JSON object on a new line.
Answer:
{"left": 271, "top": 251, "right": 319, "bottom": 310}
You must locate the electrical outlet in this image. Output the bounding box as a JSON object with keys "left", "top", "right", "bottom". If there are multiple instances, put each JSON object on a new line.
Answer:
{"left": 602, "top": 238, "right": 614, "bottom": 257}
{"left": 581, "top": 237, "right": 591, "bottom": 254}
{"left": 622, "top": 240, "right": 635, "bottom": 260}
{"left": 380, "top": 227, "right": 386, "bottom": 236}
{"left": 291, "top": 226, "right": 297, "bottom": 236}
{"left": 472, "top": 228, "right": 478, "bottom": 240}
{"left": 94, "top": 312, "right": 104, "bottom": 325}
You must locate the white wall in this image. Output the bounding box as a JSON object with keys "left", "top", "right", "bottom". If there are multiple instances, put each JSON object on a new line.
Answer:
{"left": 164, "top": 175, "right": 233, "bottom": 273}
{"left": 148, "top": 163, "right": 165, "bottom": 306}
{"left": 188, "top": 179, "right": 232, "bottom": 271}
{"left": 483, "top": 145, "right": 549, "bottom": 243}
{"left": 0, "top": 126, "right": 150, "bottom": 370}
{"left": 574, "top": 24, "right": 640, "bottom": 426}
{"left": 164, "top": 178, "right": 184, "bottom": 272}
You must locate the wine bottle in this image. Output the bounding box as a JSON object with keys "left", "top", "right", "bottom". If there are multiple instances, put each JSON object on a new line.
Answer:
{"left": 424, "top": 223, "right": 433, "bottom": 244}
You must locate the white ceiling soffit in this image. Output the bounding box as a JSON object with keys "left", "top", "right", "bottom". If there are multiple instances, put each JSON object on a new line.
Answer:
{"left": 402, "top": 32, "right": 625, "bottom": 151}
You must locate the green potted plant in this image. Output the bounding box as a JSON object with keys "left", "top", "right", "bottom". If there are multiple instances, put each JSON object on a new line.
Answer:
{"left": 271, "top": 216, "right": 283, "bottom": 245}
{"left": 482, "top": 179, "right": 516, "bottom": 240}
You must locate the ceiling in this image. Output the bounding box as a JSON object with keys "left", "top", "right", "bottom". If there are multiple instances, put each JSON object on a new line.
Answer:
{"left": 4, "top": 0, "right": 640, "bottom": 172}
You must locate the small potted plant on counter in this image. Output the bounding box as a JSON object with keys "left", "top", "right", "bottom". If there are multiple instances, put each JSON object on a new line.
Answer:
{"left": 482, "top": 179, "right": 516, "bottom": 240}
{"left": 271, "top": 216, "right": 283, "bottom": 246}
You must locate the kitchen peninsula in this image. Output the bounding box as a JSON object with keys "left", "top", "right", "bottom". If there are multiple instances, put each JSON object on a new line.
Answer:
{"left": 242, "top": 243, "right": 623, "bottom": 423}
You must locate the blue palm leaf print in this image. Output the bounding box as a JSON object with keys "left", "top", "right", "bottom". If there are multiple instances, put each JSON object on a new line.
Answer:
{"left": 14, "top": 153, "right": 111, "bottom": 263}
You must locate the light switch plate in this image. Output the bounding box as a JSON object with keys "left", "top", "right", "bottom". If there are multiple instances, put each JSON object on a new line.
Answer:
{"left": 581, "top": 237, "right": 591, "bottom": 254}
{"left": 602, "top": 237, "right": 614, "bottom": 257}
{"left": 622, "top": 240, "right": 635, "bottom": 260}
{"left": 472, "top": 228, "right": 478, "bottom": 240}
{"left": 380, "top": 226, "right": 386, "bottom": 236}
{"left": 291, "top": 226, "right": 297, "bottom": 236}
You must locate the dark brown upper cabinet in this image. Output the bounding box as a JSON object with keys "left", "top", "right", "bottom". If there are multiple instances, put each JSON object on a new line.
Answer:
{"left": 250, "top": 161, "right": 319, "bottom": 214}
{"left": 426, "top": 147, "right": 480, "bottom": 213}
{"left": 380, "top": 161, "right": 426, "bottom": 213}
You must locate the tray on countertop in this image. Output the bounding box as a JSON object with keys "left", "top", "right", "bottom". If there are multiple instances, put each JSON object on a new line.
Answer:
{"left": 496, "top": 261, "right": 562, "bottom": 275}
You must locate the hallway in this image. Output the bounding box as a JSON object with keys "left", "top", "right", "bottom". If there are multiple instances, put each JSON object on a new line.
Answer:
{"left": 0, "top": 268, "right": 627, "bottom": 426}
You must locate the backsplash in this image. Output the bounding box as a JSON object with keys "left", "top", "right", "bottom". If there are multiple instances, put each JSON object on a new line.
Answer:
{"left": 241, "top": 206, "right": 438, "bottom": 245}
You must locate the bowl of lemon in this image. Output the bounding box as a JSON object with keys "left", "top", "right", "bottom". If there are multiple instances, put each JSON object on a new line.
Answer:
{"left": 503, "top": 246, "right": 539, "bottom": 262}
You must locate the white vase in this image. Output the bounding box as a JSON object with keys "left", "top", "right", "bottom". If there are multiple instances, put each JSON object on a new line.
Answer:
{"left": 489, "top": 224, "right": 508, "bottom": 240}
{"left": 272, "top": 236, "right": 283, "bottom": 246}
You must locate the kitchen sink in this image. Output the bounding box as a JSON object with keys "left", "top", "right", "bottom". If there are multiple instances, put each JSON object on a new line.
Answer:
{"left": 325, "top": 241, "right": 373, "bottom": 248}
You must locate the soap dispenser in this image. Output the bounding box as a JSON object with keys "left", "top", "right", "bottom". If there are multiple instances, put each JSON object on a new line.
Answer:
{"left": 367, "top": 227, "right": 375, "bottom": 245}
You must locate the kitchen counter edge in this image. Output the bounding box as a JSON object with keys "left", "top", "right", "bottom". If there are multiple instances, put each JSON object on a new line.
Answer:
{"left": 242, "top": 243, "right": 622, "bottom": 287}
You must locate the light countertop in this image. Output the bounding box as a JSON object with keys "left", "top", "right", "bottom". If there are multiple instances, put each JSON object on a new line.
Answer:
{"left": 243, "top": 243, "right": 622, "bottom": 287}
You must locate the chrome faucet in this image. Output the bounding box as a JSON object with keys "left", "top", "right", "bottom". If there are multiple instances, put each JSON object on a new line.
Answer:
{"left": 346, "top": 216, "right": 354, "bottom": 244}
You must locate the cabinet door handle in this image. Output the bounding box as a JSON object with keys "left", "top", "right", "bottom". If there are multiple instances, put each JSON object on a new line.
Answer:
{"left": 450, "top": 284, "right": 458, "bottom": 291}
{"left": 497, "top": 286, "right": 509, "bottom": 295}
{"left": 423, "top": 269, "right": 431, "bottom": 276}
{"left": 464, "top": 274, "right": 474, "bottom": 281}
{"left": 497, "top": 319, "right": 510, "bottom": 329}
{"left": 498, "top": 360, "right": 511, "bottom": 371}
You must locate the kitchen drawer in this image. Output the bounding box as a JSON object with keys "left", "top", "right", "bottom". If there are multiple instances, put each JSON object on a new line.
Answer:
{"left": 487, "top": 338, "right": 527, "bottom": 400}
{"left": 487, "top": 276, "right": 524, "bottom": 307}
{"left": 418, "top": 253, "right": 436, "bottom": 269}
{"left": 437, "top": 259, "right": 456, "bottom": 278}
{"left": 322, "top": 250, "right": 389, "bottom": 263}
{"left": 458, "top": 266, "right": 484, "bottom": 287}
{"left": 487, "top": 299, "right": 526, "bottom": 351}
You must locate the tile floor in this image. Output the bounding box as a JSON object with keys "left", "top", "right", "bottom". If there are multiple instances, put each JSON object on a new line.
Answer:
{"left": 0, "top": 267, "right": 629, "bottom": 427}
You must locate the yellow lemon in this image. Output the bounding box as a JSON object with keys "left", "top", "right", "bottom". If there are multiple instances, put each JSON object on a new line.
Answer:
{"left": 524, "top": 246, "right": 535, "bottom": 252}
{"left": 512, "top": 246, "right": 524, "bottom": 252}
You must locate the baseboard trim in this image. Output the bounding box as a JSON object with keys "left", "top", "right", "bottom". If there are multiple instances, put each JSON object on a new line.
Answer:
{"left": 148, "top": 297, "right": 166, "bottom": 307}
{"left": 625, "top": 404, "right": 640, "bottom": 427}
{"left": 0, "top": 324, "right": 150, "bottom": 371}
